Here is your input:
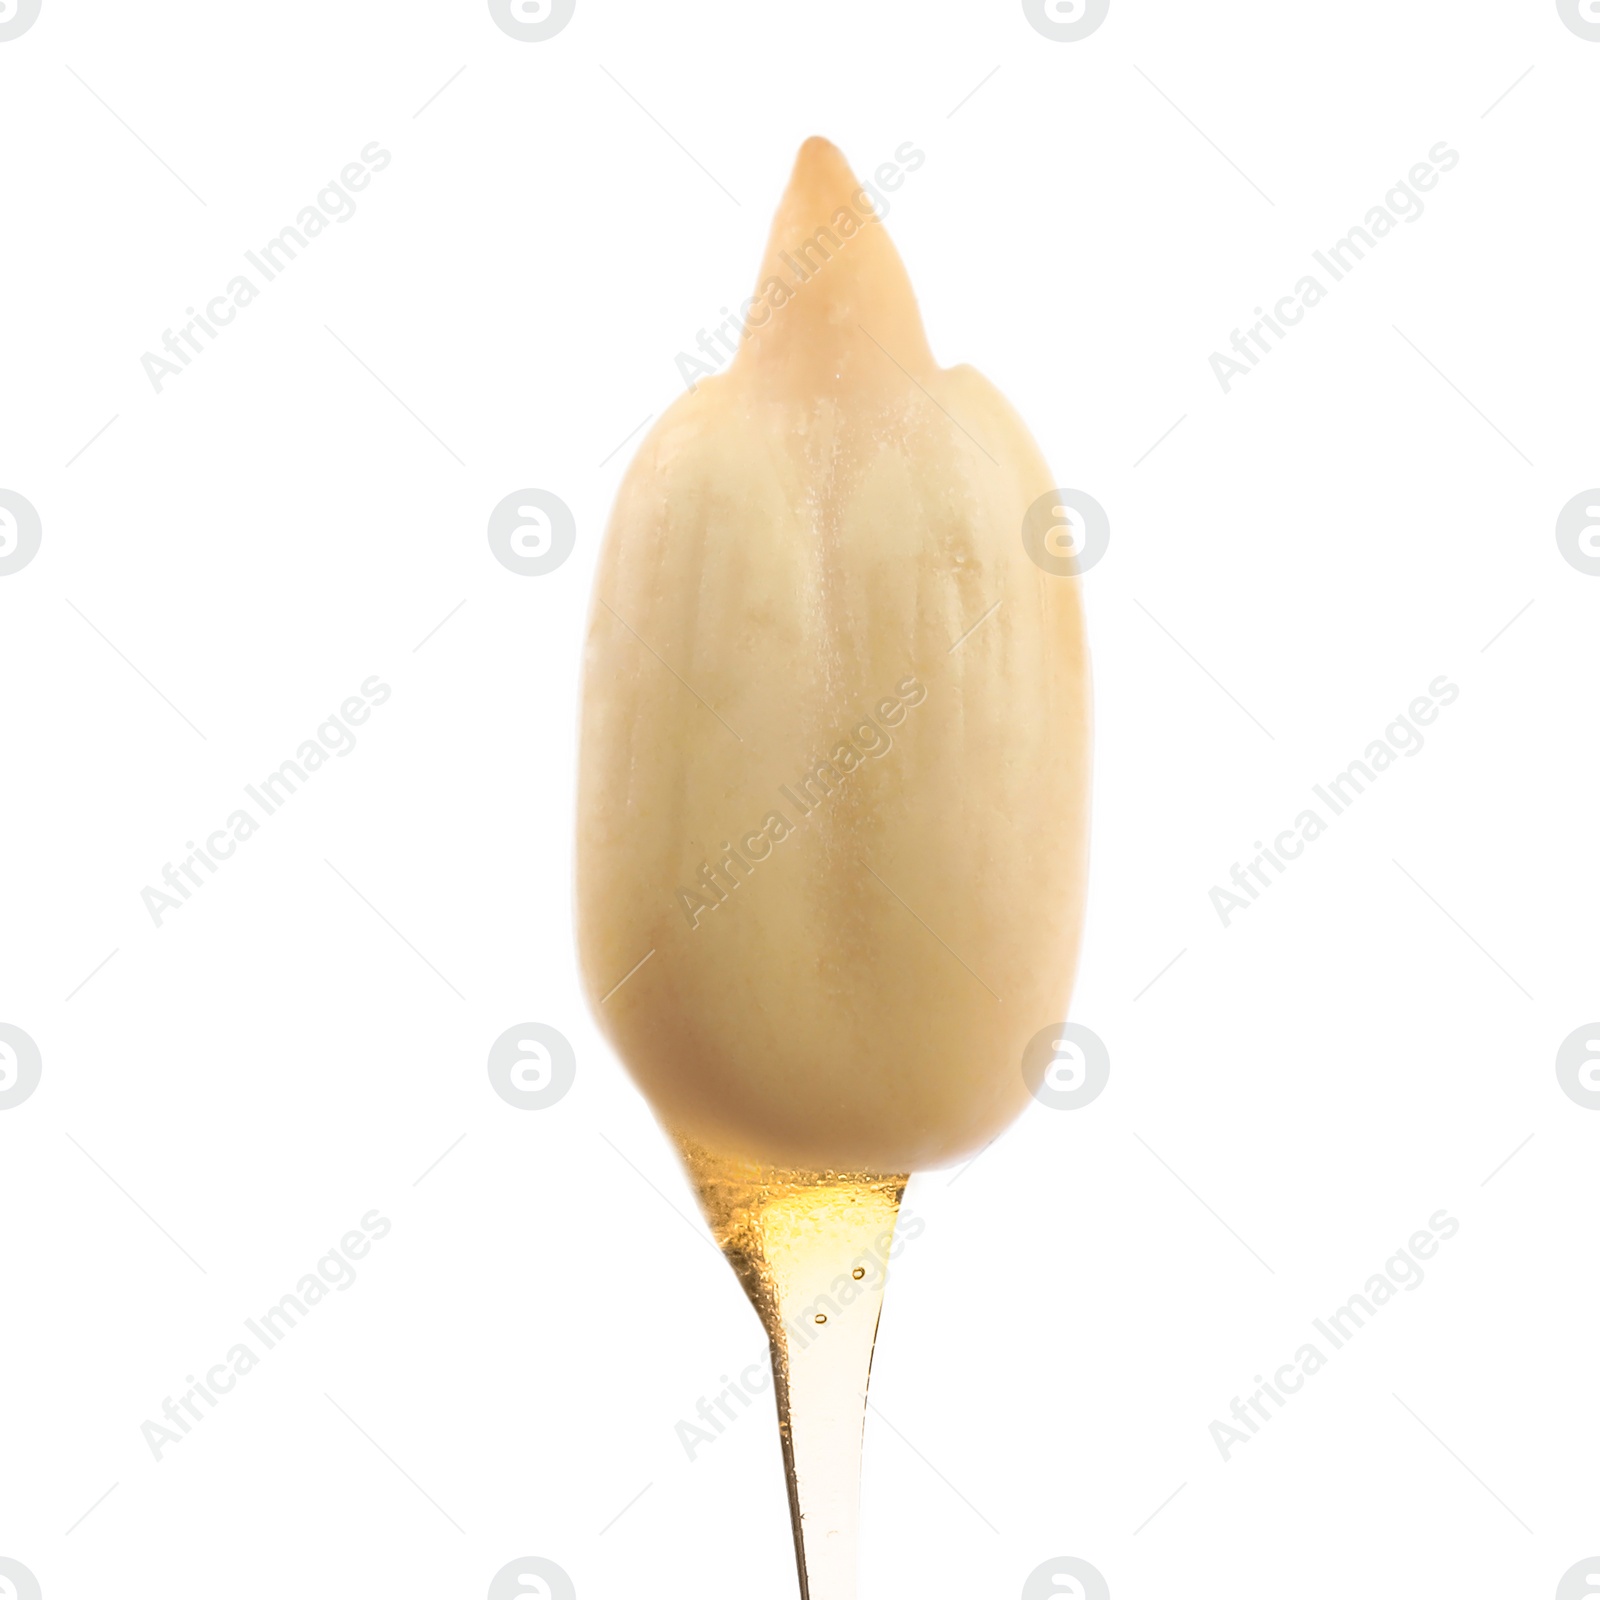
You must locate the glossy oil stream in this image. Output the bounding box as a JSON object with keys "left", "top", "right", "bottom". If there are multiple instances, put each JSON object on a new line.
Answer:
{"left": 678, "top": 1137, "right": 908, "bottom": 1598}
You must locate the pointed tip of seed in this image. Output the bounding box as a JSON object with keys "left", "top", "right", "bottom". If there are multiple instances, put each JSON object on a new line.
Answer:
{"left": 795, "top": 133, "right": 850, "bottom": 172}
{"left": 734, "top": 137, "right": 935, "bottom": 392}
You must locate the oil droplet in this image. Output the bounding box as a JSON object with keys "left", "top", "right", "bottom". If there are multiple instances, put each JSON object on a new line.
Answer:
{"left": 851, "top": 1267, "right": 866, "bottom": 1280}
{"left": 673, "top": 1130, "right": 910, "bottom": 1597}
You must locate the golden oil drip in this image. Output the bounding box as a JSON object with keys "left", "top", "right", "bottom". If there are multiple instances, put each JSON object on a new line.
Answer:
{"left": 676, "top": 1135, "right": 908, "bottom": 1598}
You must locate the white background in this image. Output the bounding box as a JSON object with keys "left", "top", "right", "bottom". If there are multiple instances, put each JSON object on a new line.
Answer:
{"left": 2, "top": 2, "right": 1598, "bottom": 1597}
